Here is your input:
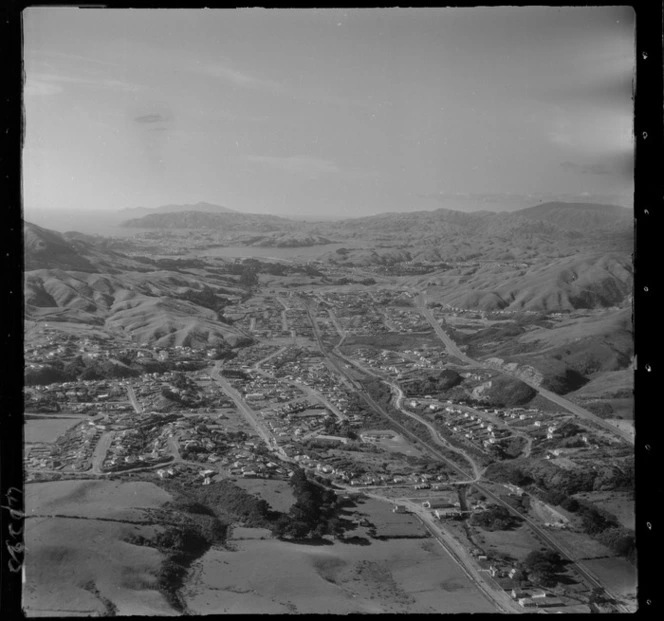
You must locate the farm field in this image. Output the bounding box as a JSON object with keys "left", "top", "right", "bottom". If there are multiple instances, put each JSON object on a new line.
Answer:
{"left": 357, "top": 497, "right": 428, "bottom": 538}
{"left": 473, "top": 524, "right": 544, "bottom": 561}
{"left": 23, "top": 480, "right": 175, "bottom": 617}
{"left": 183, "top": 529, "right": 497, "bottom": 614}
{"left": 25, "top": 480, "right": 172, "bottom": 520}
{"left": 583, "top": 557, "right": 637, "bottom": 598}
{"left": 24, "top": 416, "right": 85, "bottom": 444}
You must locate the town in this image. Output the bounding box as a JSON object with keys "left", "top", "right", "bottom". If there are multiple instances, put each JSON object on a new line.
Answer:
{"left": 25, "top": 281, "right": 635, "bottom": 614}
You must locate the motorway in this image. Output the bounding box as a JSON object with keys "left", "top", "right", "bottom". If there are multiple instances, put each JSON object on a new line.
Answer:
{"left": 413, "top": 293, "right": 634, "bottom": 445}
{"left": 301, "top": 296, "right": 629, "bottom": 611}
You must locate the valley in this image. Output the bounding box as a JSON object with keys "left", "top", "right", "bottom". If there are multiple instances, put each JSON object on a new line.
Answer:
{"left": 22, "top": 202, "right": 635, "bottom": 615}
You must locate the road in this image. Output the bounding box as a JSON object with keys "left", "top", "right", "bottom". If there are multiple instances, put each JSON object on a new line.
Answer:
{"left": 252, "top": 346, "right": 289, "bottom": 370}
{"left": 89, "top": 432, "right": 114, "bottom": 475}
{"left": 210, "top": 363, "right": 286, "bottom": 458}
{"left": 343, "top": 488, "right": 523, "bottom": 614}
{"left": 126, "top": 385, "right": 142, "bottom": 414}
{"left": 414, "top": 294, "right": 634, "bottom": 445}
{"left": 302, "top": 296, "right": 629, "bottom": 610}
{"left": 333, "top": 345, "right": 482, "bottom": 481}
{"left": 405, "top": 500, "right": 525, "bottom": 614}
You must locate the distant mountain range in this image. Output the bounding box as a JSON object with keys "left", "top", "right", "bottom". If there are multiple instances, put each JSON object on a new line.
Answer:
{"left": 121, "top": 210, "right": 301, "bottom": 233}
{"left": 119, "top": 201, "right": 237, "bottom": 217}
{"left": 120, "top": 200, "right": 630, "bottom": 232}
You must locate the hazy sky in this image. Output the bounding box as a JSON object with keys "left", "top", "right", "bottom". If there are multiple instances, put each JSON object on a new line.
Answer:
{"left": 23, "top": 7, "right": 635, "bottom": 217}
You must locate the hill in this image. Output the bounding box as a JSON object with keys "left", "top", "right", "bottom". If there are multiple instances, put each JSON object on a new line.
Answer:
{"left": 24, "top": 222, "right": 97, "bottom": 272}
{"left": 410, "top": 252, "right": 632, "bottom": 313}
{"left": 320, "top": 202, "right": 633, "bottom": 260}
{"left": 119, "top": 201, "right": 237, "bottom": 218}
{"left": 513, "top": 202, "right": 631, "bottom": 231}
{"left": 24, "top": 268, "right": 251, "bottom": 348}
{"left": 121, "top": 210, "right": 300, "bottom": 233}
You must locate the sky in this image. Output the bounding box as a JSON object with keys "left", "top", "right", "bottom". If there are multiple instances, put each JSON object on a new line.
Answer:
{"left": 22, "top": 7, "right": 635, "bottom": 218}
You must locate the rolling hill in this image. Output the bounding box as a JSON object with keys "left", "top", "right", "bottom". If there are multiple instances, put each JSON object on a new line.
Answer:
{"left": 24, "top": 222, "right": 97, "bottom": 272}
{"left": 409, "top": 252, "right": 632, "bottom": 312}
{"left": 25, "top": 268, "right": 251, "bottom": 348}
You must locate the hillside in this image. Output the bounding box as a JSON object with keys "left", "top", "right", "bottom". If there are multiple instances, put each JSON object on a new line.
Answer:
{"left": 25, "top": 269, "right": 251, "bottom": 348}
{"left": 411, "top": 252, "right": 632, "bottom": 313}
{"left": 320, "top": 202, "right": 633, "bottom": 261}
{"left": 514, "top": 202, "right": 631, "bottom": 231}
{"left": 24, "top": 222, "right": 97, "bottom": 272}
{"left": 451, "top": 306, "right": 633, "bottom": 397}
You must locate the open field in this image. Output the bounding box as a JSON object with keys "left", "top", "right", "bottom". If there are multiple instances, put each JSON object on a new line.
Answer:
{"left": 24, "top": 416, "right": 85, "bottom": 444}
{"left": 552, "top": 529, "right": 615, "bottom": 560}
{"left": 362, "top": 430, "right": 424, "bottom": 457}
{"left": 23, "top": 480, "right": 175, "bottom": 617}
{"left": 26, "top": 479, "right": 172, "bottom": 520}
{"left": 357, "top": 497, "right": 429, "bottom": 538}
{"left": 184, "top": 529, "right": 497, "bottom": 614}
{"left": 583, "top": 557, "right": 637, "bottom": 598}
{"left": 473, "top": 523, "right": 544, "bottom": 561}
{"left": 574, "top": 491, "right": 635, "bottom": 530}
{"left": 231, "top": 478, "right": 296, "bottom": 514}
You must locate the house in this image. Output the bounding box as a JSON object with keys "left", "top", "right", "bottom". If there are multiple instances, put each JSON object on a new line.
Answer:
{"left": 423, "top": 499, "right": 454, "bottom": 509}
{"left": 534, "top": 597, "right": 564, "bottom": 608}
{"left": 393, "top": 505, "right": 408, "bottom": 514}
{"left": 434, "top": 508, "right": 460, "bottom": 519}
{"left": 518, "top": 598, "right": 536, "bottom": 608}
{"left": 512, "top": 589, "right": 529, "bottom": 600}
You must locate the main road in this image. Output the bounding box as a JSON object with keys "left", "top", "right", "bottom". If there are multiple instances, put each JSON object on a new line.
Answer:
{"left": 126, "top": 385, "right": 143, "bottom": 414}
{"left": 414, "top": 293, "right": 634, "bottom": 445}
{"left": 302, "top": 296, "right": 629, "bottom": 610}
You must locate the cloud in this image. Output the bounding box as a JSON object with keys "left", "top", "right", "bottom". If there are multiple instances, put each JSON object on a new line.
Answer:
{"left": 561, "top": 161, "right": 611, "bottom": 175}
{"left": 135, "top": 113, "right": 170, "bottom": 124}
{"left": 24, "top": 78, "right": 64, "bottom": 97}
{"left": 24, "top": 71, "right": 141, "bottom": 95}
{"left": 188, "top": 60, "right": 372, "bottom": 110}
{"left": 244, "top": 155, "right": 342, "bottom": 177}
{"left": 196, "top": 62, "right": 283, "bottom": 92}
{"left": 560, "top": 152, "right": 633, "bottom": 178}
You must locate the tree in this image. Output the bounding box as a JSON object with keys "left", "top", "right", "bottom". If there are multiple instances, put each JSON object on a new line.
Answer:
{"left": 521, "top": 550, "right": 564, "bottom": 587}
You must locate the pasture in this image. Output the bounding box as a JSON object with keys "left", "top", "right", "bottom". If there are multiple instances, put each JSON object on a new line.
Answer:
{"left": 184, "top": 529, "right": 497, "bottom": 614}
{"left": 24, "top": 416, "right": 85, "bottom": 444}
{"left": 23, "top": 480, "right": 175, "bottom": 617}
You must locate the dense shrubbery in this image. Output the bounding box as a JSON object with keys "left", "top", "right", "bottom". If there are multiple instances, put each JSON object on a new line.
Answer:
{"left": 470, "top": 504, "right": 523, "bottom": 531}
{"left": 486, "top": 457, "right": 633, "bottom": 496}
{"left": 271, "top": 468, "right": 344, "bottom": 540}
{"left": 25, "top": 365, "right": 74, "bottom": 386}
{"left": 488, "top": 463, "right": 636, "bottom": 564}
{"left": 519, "top": 550, "right": 566, "bottom": 587}
{"left": 401, "top": 369, "right": 463, "bottom": 397}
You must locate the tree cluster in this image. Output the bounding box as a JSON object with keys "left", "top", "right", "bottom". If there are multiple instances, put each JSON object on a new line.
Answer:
{"left": 470, "top": 504, "right": 523, "bottom": 531}
{"left": 519, "top": 550, "right": 565, "bottom": 587}
{"left": 271, "top": 468, "right": 343, "bottom": 540}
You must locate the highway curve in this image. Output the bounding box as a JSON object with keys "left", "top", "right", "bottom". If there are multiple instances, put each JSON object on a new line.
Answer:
{"left": 413, "top": 293, "right": 634, "bottom": 445}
